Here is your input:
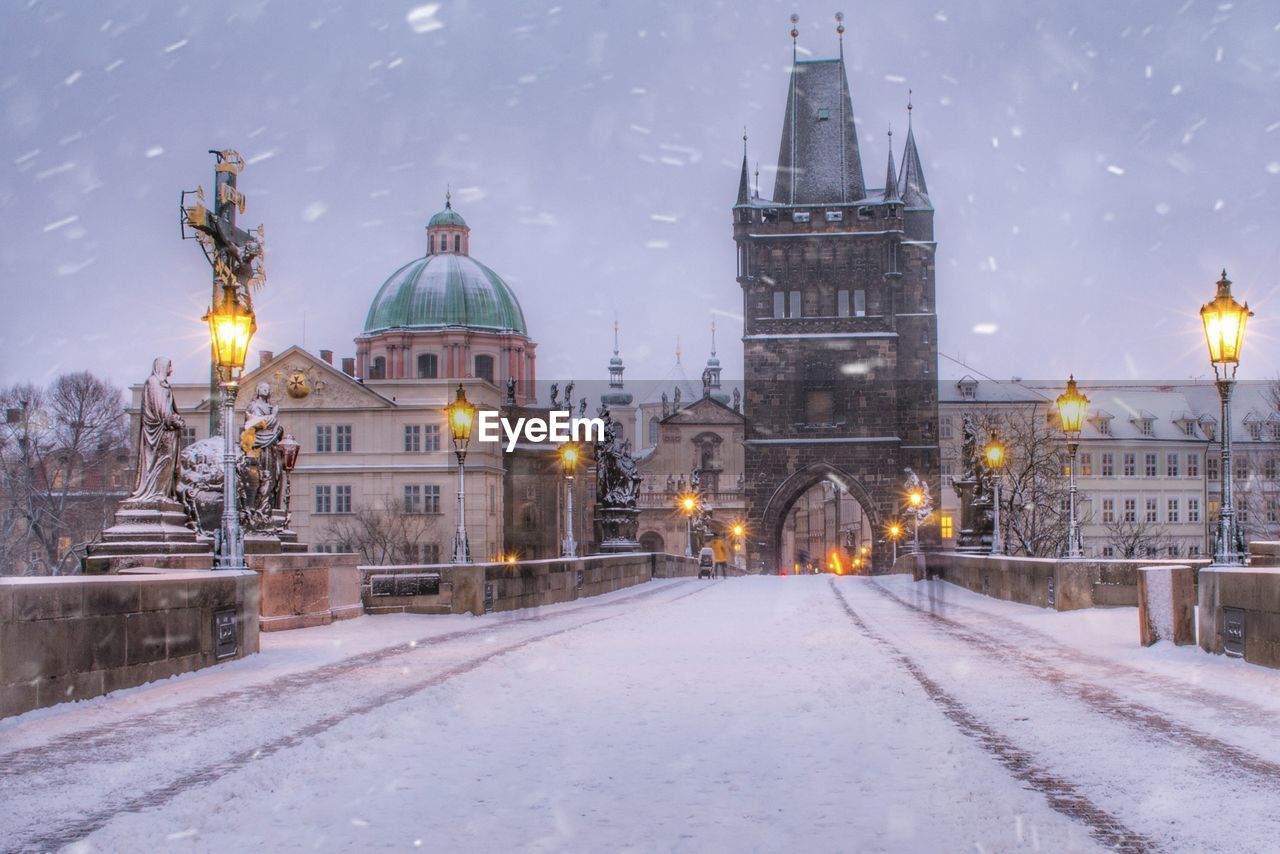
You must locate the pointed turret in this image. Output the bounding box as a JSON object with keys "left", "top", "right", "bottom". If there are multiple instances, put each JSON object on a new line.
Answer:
{"left": 703, "top": 321, "right": 730, "bottom": 405}
{"left": 602, "top": 320, "right": 633, "bottom": 407}
{"left": 773, "top": 19, "right": 865, "bottom": 205}
{"left": 882, "top": 129, "right": 900, "bottom": 203}
{"left": 898, "top": 98, "right": 931, "bottom": 209}
{"left": 736, "top": 153, "right": 751, "bottom": 206}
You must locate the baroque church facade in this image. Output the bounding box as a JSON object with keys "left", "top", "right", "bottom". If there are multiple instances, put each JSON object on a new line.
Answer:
{"left": 735, "top": 34, "right": 941, "bottom": 571}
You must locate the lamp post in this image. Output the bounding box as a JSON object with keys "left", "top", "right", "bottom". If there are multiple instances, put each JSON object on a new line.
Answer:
{"left": 906, "top": 488, "right": 924, "bottom": 554}
{"left": 278, "top": 432, "right": 300, "bottom": 527}
{"left": 559, "top": 442, "right": 580, "bottom": 558}
{"left": 1201, "top": 270, "right": 1253, "bottom": 566}
{"left": 731, "top": 521, "right": 745, "bottom": 572}
{"left": 203, "top": 287, "right": 256, "bottom": 570}
{"left": 887, "top": 522, "right": 903, "bottom": 565}
{"left": 1056, "top": 376, "right": 1089, "bottom": 559}
{"left": 678, "top": 492, "right": 698, "bottom": 557}
{"left": 444, "top": 384, "right": 477, "bottom": 564}
{"left": 984, "top": 434, "right": 1007, "bottom": 556}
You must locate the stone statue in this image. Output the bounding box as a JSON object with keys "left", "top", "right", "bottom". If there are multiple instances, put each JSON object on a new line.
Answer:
{"left": 661, "top": 392, "right": 669, "bottom": 418}
{"left": 701, "top": 367, "right": 712, "bottom": 397}
{"left": 506, "top": 377, "right": 516, "bottom": 405}
{"left": 549, "top": 383, "right": 559, "bottom": 408}
{"left": 127, "top": 358, "right": 186, "bottom": 504}
{"left": 960, "top": 413, "right": 981, "bottom": 484}
{"left": 593, "top": 405, "right": 643, "bottom": 551}
{"left": 732, "top": 387, "right": 741, "bottom": 413}
{"left": 578, "top": 398, "right": 588, "bottom": 418}
{"left": 563, "top": 381, "right": 575, "bottom": 412}
{"left": 241, "top": 381, "right": 284, "bottom": 525}
{"left": 673, "top": 385, "right": 682, "bottom": 408}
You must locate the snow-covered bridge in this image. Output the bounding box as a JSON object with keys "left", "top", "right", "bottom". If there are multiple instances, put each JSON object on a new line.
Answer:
{"left": 3, "top": 575, "right": 1279, "bottom": 852}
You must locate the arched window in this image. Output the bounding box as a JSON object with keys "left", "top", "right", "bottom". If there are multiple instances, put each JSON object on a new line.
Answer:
{"left": 370, "top": 356, "right": 386, "bottom": 380}
{"left": 417, "top": 353, "right": 438, "bottom": 379}
{"left": 454, "top": 234, "right": 461, "bottom": 252}
{"left": 474, "top": 354, "right": 495, "bottom": 383}
{"left": 440, "top": 234, "right": 448, "bottom": 253}
{"left": 648, "top": 416, "right": 660, "bottom": 446}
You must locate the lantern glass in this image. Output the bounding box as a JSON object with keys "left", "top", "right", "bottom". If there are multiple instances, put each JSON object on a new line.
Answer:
{"left": 1201, "top": 272, "right": 1251, "bottom": 367}
{"left": 1055, "top": 375, "right": 1089, "bottom": 437}
{"left": 444, "top": 384, "right": 477, "bottom": 450}
{"left": 677, "top": 493, "right": 698, "bottom": 515}
{"left": 279, "top": 432, "right": 301, "bottom": 471}
{"left": 984, "top": 437, "right": 1006, "bottom": 470}
{"left": 204, "top": 298, "right": 256, "bottom": 372}
{"left": 559, "top": 443, "right": 580, "bottom": 474}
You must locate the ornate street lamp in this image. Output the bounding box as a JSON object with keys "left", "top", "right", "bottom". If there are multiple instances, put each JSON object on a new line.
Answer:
{"left": 1201, "top": 270, "right": 1253, "bottom": 566}
{"left": 203, "top": 288, "right": 256, "bottom": 570}
{"left": 984, "top": 434, "right": 1007, "bottom": 556}
{"left": 886, "top": 522, "right": 903, "bottom": 565}
{"left": 906, "top": 487, "right": 925, "bottom": 555}
{"left": 278, "top": 432, "right": 300, "bottom": 527}
{"left": 677, "top": 492, "right": 699, "bottom": 557}
{"left": 1056, "top": 376, "right": 1089, "bottom": 558}
{"left": 559, "top": 442, "right": 580, "bottom": 558}
{"left": 444, "top": 384, "right": 477, "bottom": 564}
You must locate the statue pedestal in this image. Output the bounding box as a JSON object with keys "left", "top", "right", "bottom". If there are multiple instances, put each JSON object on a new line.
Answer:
{"left": 84, "top": 496, "right": 213, "bottom": 574}
{"left": 595, "top": 507, "right": 641, "bottom": 554}
{"left": 951, "top": 479, "right": 991, "bottom": 554}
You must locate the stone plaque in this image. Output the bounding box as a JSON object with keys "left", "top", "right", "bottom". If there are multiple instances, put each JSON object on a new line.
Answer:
{"left": 484, "top": 582, "right": 494, "bottom": 612}
{"left": 214, "top": 609, "right": 237, "bottom": 660}
{"left": 577, "top": 569, "right": 585, "bottom": 591}
{"left": 1224, "top": 607, "right": 1245, "bottom": 658}
{"left": 369, "top": 573, "right": 440, "bottom": 597}
{"left": 1046, "top": 576, "right": 1056, "bottom": 608}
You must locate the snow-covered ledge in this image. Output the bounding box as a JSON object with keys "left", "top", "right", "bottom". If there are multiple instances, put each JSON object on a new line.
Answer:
{"left": 1198, "top": 565, "right": 1280, "bottom": 669}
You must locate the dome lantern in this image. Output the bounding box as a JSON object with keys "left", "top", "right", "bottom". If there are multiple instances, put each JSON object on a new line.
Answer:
{"left": 426, "top": 190, "right": 471, "bottom": 256}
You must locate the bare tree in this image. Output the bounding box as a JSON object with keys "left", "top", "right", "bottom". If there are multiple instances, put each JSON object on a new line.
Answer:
{"left": 320, "top": 496, "right": 444, "bottom": 565}
{"left": 0, "top": 373, "right": 127, "bottom": 574}
{"left": 1103, "top": 517, "right": 1172, "bottom": 559}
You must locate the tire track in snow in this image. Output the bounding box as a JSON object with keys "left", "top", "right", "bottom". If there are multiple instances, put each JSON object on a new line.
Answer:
{"left": 884, "top": 578, "right": 1278, "bottom": 728}
{"left": 865, "top": 579, "right": 1280, "bottom": 786}
{"left": 829, "top": 580, "right": 1156, "bottom": 854}
{"left": 0, "top": 578, "right": 700, "bottom": 779}
{"left": 6, "top": 582, "right": 715, "bottom": 853}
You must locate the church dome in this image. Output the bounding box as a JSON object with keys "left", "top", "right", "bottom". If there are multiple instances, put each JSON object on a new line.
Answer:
{"left": 427, "top": 206, "right": 467, "bottom": 228}
{"left": 363, "top": 253, "right": 528, "bottom": 335}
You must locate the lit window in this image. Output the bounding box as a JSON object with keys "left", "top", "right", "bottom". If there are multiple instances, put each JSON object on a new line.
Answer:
{"left": 940, "top": 515, "right": 954, "bottom": 538}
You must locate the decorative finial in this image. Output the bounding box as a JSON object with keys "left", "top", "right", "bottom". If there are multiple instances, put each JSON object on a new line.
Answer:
{"left": 711, "top": 319, "right": 717, "bottom": 356}
{"left": 613, "top": 318, "right": 620, "bottom": 355}
{"left": 836, "top": 12, "right": 845, "bottom": 53}
{"left": 907, "top": 89, "right": 913, "bottom": 128}
{"left": 754, "top": 161, "right": 760, "bottom": 198}
{"left": 790, "top": 13, "right": 799, "bottom": 41}
{"left": 743, "top": 125, "right": 748, "bottom": 158}
{"left": 888, "top": 122, "right": 893, "bottom": 141}
{"left": 676, "top": 336, "right": 682, "bottom": 364}
{"left": 445, "top": 184, "right": 452, "bottom": 209}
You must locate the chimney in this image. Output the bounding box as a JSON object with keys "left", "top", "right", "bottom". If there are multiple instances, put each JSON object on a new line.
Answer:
{"left": 341, "top": 357, "right": 355, "bottom": 376}
{"left": 259, "top": 350, "right": 274, "bottom": 368}
{"left": 320, "top": 349, "right": 334, "bottom": 365}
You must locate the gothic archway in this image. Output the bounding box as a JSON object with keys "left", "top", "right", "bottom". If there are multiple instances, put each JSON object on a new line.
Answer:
{"left": 758, "top": 462, "right": 884, "bottom": 575}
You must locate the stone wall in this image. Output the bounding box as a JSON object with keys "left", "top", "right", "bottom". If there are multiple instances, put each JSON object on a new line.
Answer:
{"left": 1198, "top": 567, "right": 1280, "bottom": 669}
{"left": 1, "top": 569, "right": 259, "bottom": 719}
{"left": 247, "top": 552, "right": 362, "bottom": 632}
{"left": 920, "top": 552, "right": 1210, "bottom": 611}
{"left": 360, "top": 553, "right": 702, "bottom": 616}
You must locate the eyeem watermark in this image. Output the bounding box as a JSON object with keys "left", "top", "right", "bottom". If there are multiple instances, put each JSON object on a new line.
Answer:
{"left": 476, "top": 410, "right": 605, "bottom": 451}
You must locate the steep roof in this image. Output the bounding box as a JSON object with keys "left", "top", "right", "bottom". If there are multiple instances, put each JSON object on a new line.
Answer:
{"left": 898, "top": 123, "right": 931, "bottom": 209}
{"left": 773, "top": 58, "right": 866, "bottom": 204}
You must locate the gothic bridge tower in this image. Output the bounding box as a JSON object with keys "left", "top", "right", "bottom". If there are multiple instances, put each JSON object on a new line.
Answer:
{"left": 734, "top": 20, "right": 940, "bottom": 572}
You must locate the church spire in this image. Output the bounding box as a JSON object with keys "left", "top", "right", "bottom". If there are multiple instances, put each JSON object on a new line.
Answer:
{"left": 882, "top": 127, "right": 900, "bottom": 203}
{"left": 773, "top": 15, "right": 866, "bottom": 204}
{"left": 898, "top": 92, "right": 931, "bottom": 208}
{"left": 602, "top": 318, "right": 633, "bottom": 406}
{"left": 736, "top": 127, "right": 751, "bottom": 206}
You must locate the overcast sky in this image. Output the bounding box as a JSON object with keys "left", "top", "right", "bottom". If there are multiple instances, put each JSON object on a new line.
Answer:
{"left": 2, "top": 0, "right": 1278, "bottom": 392}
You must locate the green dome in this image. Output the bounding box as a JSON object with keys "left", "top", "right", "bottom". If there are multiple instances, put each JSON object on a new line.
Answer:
{"left": 363, "top": 253, "right": 527, "bottom": 335}
{"left": 427, "top": 207, "right": 467, "bottom": 228}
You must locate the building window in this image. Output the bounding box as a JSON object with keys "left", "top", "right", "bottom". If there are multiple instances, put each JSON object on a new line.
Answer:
{"left": 940, "top": 515, "right": 953, "bottom": 539}
{"left": 488, "top": 484, "right": 496, "bottom": 515}
{"left": 1137, "top": 420, "right": 1154, "bottom": 437}
{"left": 805, "top": 390, "right": 834, "bottom": 425}
{"left": 454, "top": 234, "right": 461, "bottom": 252}
{"left": 314, "top": 485, "right": 332, "bottom": 514}
{"left": 1266, "top": 459, "right": 1278, "bottom": 480}
{"left": 425, "top": 484, "right": 440, "bottom": 514}
{"left": 1268, "top": 501, "right": 1278, "bottom": 524}
{"left": 1236, "top": 458, "right": 1248, "bottom": 481}
{"left": 1144, "top": 453, "right": 1157, "bottom": 478}
{"left": 474, "top": 354, "right": 495, "bottom": 383}
{"left": 1123, "top": 497, "right": 1137, "bottom": 523}
{"left": 1145, "top": 497, "right": 1158, "bottom": 523}
{"left": 773, "top": 292, "right": 785, "bottom": 318}
{"left": 1167, "top": 498, "right": 1180, "bottom": 523}
{"left": 440, "top": 234, "right": 448, "bottom": 253}
{"left": 1189, "top": 544, "right": 1201, "bottom": 557}
{"left": 370, "top": 356, "right": 386, "bottom": 380}
{"left": 1187, "top": 454, "right": 1199, "bottom": 478}
{"left": 1188, "top": 498, "right": 1201, "bottom": 523}
{"left": 1183, "top": 421, "right": 1197, "bottom": 436}
{"left": 1167, "top": 544, "right": 1180, "bottom": 558}
{"left": 403, "top": 485, "right": 421, "bottom": 514}
{"left": 837, "top": 290, "right": 850, "bottom": 317}
{"left": 417, "top": 353, "right": 438, "bottom": 378}
{"left": 335, "top": 485, "right": 351, "bottom": 514}
{"left": 316, "top": 425, "right": 333, "bottom": 453}
{"left": 335, "top": 424, "right": 352, "bottom": 453}
{"left": 1207, "top": 457, "right": 1220, "bottom": 481}
{"left": 789, "top": 290, "right": 801, "bottom": 318}
{"left": 404, "top": 425, "right": 421, "bottom": 452}
{"left": 1079, "top": 452, "right": 1093, "bottom": 477}
{"left": 424, "top": 424, "right": 441, "bottom": 452}
{"left": 1102, "top": 498, "right": 1115, "bottom": 523}
{"left": 1101, "top": 452, "right": 1115, "bottom": 477}
{"left": 854, "top": 289, "right": 866, "bottom": 317}
{"left": 941, "top": 460, "right": 954, "bottom": 485}
{"left": 1123, "top": 453, "right": 1136, "bottom": 477}
{"left": 1102, "top": 545, "right": 1115, "bottom": 558}
{"left": 181, "top": 426, "right": 197, "bottom": 448}
{"left": 1166, "top": 453, "right": 1179, "bottom": 478}
{"left": 1097, "top": 418, "right": 1111, "bottom": 436}
{"left": 648, "top": 416, "right": 660, "bottom": 446}
{"left": 1248, "top": 423, "right": 1263, "bottom": 441}
{"left": 940, "top": 418, "right": 953, "bottom": 440}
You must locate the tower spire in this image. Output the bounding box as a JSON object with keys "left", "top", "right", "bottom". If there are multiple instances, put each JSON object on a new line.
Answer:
{"left": 711, "top": 319, "right": 717, "bottom": 356}
{"left": 836, "top": 12, "right": 845, "bottom": 59}
{"left": 613, "top": 318, "right": 620, "bottom": 356}
{"left": 603, "top": 316, "right": 632, "bottom": 405}
{"left": 789, "top": 14, "right": 799, "bottom": 205}
{"left": 898, "top": 91, "right": 931, "bottom": 208}
{"left": 882, "top": 126, "right": 900, "bottom": 203}
{"left": 736, "top": 126, "right": 751, "bottom": 206}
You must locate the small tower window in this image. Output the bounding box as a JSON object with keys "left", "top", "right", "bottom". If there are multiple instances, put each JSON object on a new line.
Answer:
{"left": 837, "top": 291, "right": 850, "bottom": 317}
{"left": 417, "top": 353, "right": 438, "bottom": 379}
{"left": 817, "top": 108, "right": 830, "bottom": 121}
{"left": 370, "top": 356, "right": 386, "bottom": 380}
{"left": 773, "top": 292, "right": 785, "bottom": 319}
{"left": 648, "top": 416, "right": 660, "bottom": 446}
{"left": 454, "top": 234, "right": 461, "bottom": 252}
{"left": 854, "top": 289, "right": 866, "bottom": 317}
{"left": 789, "top": 291, "right": 802, "bottom": 318}
{"left": 474, "top": 354, "right": 495, "bottom": 383}
{"left": 440, "top": 234, "right": 448, "bottom": 253}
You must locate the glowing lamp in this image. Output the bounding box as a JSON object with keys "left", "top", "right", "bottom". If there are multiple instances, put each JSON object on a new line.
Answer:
{"left": 1201, "top": 270, "right": 1252, "bottom": 370}
{"left": 888, "top": 523, "right": 903, "bottom": 539}
{"left": 444, "top": 384, "right": 477, "bottom": 455}
{"left": 678, "top": 493, "right": 698, "bottom": 515}
{"left": 278, "top": 432, "right": 301, "bottom": 471}
{"left": 559, "top": 443, "right": 580, "bottom": 474}
{"left": 907, "top": 489, "right": 924, "bottom": 508}
{"left": 204, "top": 295, "right": 256, "bottom": 372}
{"left": 984, "top": 435, "right": 1006, "bottom": 470}
{"left": 1055, "top": 376, "right": 1089, "bottom": 439}
{"left": 731, "top": 523, "right": 745, "bottom": 538}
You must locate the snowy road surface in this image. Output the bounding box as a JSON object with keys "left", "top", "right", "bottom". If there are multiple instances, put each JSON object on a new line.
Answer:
{"left": 3, "top": 575, "right": 1280, "bottom": 852}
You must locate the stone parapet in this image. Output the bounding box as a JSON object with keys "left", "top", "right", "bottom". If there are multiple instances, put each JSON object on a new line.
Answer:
{"left": 246, "top": 552, "right": 362, "bottom": 632}
{"left": 1198, "top": 567, "right": 1280, "bottom": 669}
{"left": 1, "top": 569, "right": 258, "bottom": 719}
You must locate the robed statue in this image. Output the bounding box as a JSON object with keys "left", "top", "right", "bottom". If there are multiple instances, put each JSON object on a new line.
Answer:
{"left": 128, "top": 358, "right": 185, "bottom": 504}
{"left": 241, "top": 382, "right": 284, "bottom": 520}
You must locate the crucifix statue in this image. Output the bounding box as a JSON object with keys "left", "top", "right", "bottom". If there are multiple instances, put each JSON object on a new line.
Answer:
{"left": 180, "top": 149, "right": 267, "bottom": 435}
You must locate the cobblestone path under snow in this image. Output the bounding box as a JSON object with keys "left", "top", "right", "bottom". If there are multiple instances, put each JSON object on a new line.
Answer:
{"left": 2, "top": 575, "right": 1280, "bottom": 852}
